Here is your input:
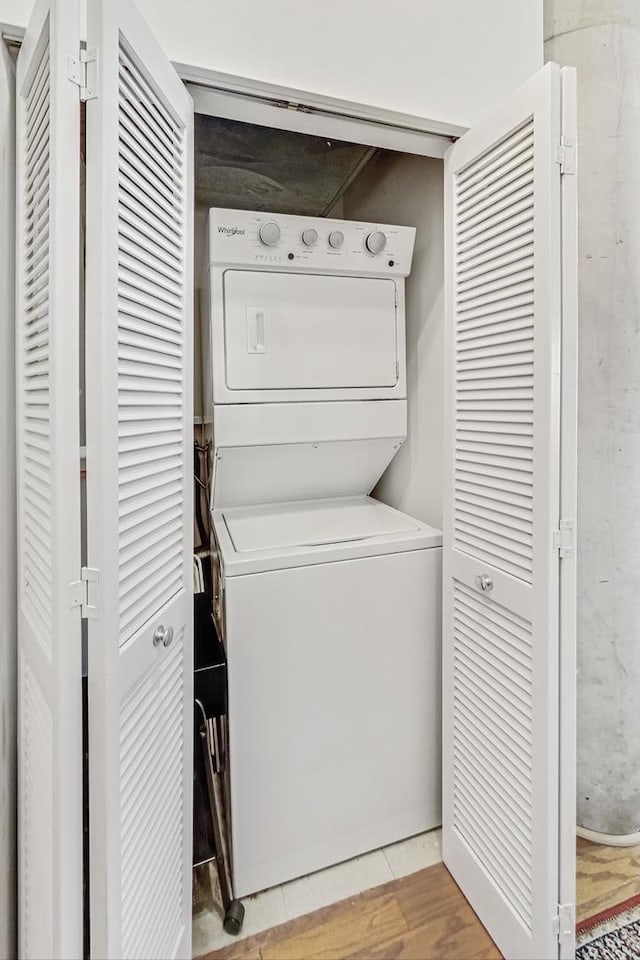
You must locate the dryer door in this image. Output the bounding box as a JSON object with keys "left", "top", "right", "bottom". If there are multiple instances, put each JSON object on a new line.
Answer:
{"left": 222, "top": 271, "right": 399, "bottom": 395}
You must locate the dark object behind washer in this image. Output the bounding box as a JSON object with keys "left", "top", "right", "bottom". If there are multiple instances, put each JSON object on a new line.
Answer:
{"left": 193, "top": 589, "right": 244, "bottom": 935}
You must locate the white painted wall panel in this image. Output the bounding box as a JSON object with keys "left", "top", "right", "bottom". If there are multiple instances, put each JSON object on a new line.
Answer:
{"left": 344, "top": 153, "right": 445, "bottom": 528}
{"left": 1, "top": 0, "right": 542, "bottom": 128}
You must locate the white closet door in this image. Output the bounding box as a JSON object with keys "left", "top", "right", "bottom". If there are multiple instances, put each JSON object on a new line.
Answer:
{"left": 15, "top": 1, "right": 83, "bottom": 957}
{"left": 442, "top": 63, "right": 577, "bottom": 960}
{"left": 84, "top": 1, "right": 194, "bottom": 957}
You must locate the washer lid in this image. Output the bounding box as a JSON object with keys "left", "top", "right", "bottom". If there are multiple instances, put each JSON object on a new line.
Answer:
{"left": 222, "top": 497, "right": 419, "bottom": 553}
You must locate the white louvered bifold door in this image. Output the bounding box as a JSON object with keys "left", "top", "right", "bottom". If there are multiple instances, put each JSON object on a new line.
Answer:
{"left": 442, "top": 63, "right": 577, "bottom": 960}
{"left": 15, "top": 1, "right": 83, "bottom": 957}
{"left": 84, "top": 1, "right": 194, "bottom": 957}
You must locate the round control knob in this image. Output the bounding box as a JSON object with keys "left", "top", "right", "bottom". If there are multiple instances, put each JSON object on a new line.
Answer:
{"left": 302, "top": 227, "right": 318, "bottom": 247}
{"left": 365, "top": 230, "right": 387, "bottom": 255}
{"left": 328, "top": 230, "right": 344, "bottom": 249}
{"left": 259, "top": 221, "right": 281, "bottom": 246}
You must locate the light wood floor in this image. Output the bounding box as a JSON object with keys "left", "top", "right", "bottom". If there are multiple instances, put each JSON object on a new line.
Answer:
{"left": 576, "top": 836, "right": 640, "bottom": 923}
{"left": 201, "top": 839, "right": 640, "bottom": 960}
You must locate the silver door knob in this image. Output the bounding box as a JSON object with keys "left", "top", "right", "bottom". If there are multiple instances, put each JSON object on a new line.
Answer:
{"left": 475, "top": 574, "right": 493, "bottom": 593}
{"left": 153, "top": 624, "right": 174, "bottom": 648}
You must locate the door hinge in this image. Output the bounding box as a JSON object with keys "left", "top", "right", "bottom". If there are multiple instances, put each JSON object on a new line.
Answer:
{"left": 286, "top": 100, "right": 312, "bottom": 113}
{"left": 552, "top": 903, "right": 575, "bottom": 943}
{"left": 69, "top": 567, "right": 100, "bottom": 620}
{"left": 271, "top": 98, "right": 312, "bottom": 113}
{"left": 67, "top": 49, "right": 97, "bottom": 101}
{"left": 555, "top": 137, "right": 576, "bottom": 176}
{"left": 553, "top": 519, "right": 575, "bottom": 558}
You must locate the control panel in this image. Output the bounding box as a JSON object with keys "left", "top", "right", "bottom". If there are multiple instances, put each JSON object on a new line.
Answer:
{"left": 209, "top": 208, "right": 416, "bottom": 277}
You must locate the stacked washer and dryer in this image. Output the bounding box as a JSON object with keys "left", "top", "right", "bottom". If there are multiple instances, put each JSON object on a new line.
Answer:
{"left": 206, "top": 208, "right": 442, "bottom": 898}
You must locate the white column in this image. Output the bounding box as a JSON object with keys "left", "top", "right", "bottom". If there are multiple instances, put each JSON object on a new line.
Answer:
{"left": 546, "top": 0, "right": 640, "bottom": 836}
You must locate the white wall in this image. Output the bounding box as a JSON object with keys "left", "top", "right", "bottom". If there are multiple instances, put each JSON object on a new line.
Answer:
{"left": 1, "top": 0, "right": 542, "bottom": 130}
{"left": 344, "top": 153, "right": 444, "bottom": 528}
{"left": 546, "top": 0, "right": 640, "bottom": 837}
{"left": 0, "top": 38, "right": 16, "bottom": 960}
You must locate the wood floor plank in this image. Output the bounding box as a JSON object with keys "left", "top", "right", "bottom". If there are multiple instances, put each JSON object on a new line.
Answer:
{"left": 260, "top": 894, "right": 407, "bottom": 960}
{"left": 200, "top": 837, "right": 640, "bottom": 960}
{"left": 392, "top": 862, "right": 474, "bottom": 929}
{"left": 200, "top": 864, "right": 499, "bottom": 960}
{"left": 347, "top": 901, "right": 500, "bottom": 959}
{"left": 576, "top": 836, "right": 640, "bottom": 922}
{"left": 345, "top": 865, "right": 500, "bottom": 960}
{"left": 201, "top": 949, "right": 261, "bottom": 960}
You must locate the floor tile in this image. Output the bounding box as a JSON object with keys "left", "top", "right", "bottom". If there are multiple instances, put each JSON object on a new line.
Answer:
{"left": 281, "top": 847, "right": 394, "bottom": 921}
{"left": 383, "top": 828, "right": 442, "bottom": 879}
{"left": 192, "top": 868, "right": 288, "bottom": 957}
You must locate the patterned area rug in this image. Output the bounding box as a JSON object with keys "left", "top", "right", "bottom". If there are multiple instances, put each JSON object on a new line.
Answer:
{"left": 577, "top": 893, "right": 640, "bottom": 959}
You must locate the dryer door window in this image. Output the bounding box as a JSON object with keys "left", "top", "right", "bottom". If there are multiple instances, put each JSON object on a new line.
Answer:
{"left": 223, "top": 271, "right": 398, "bottom": 390}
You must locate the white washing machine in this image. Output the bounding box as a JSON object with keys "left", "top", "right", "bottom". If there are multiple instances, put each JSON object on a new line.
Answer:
{"left": 207, "top": 209, "right": 442, "bottom": 898}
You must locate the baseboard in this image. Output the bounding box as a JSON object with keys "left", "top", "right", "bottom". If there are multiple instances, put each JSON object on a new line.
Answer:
{"left": 577, "top": 825, "right": 640, "bottom": 847}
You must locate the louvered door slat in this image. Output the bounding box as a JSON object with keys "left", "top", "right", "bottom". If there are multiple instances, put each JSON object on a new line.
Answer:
{"left": 457, "top": 123, "right": 534, "bottom": 189}
{"left": 458, "top": 270, "right": 535, "bottom": 303}
{"left": 118, "top": 32, "right": 185, "bottom": 654}
{"left": 458, "top": 202, "right": 534, "bottom": 247}
{"left": 458, "top": 214, "right": 533, "bottom": 258}
{"left": 458, "top": 176, "right": 534, "bottom": 230}
{"left": 443, "top": 63, "right": 576, "bottom": 960}
{"left": 458, "top": 234, "right": 533, "bottom": 272}
{"left": 86, "top": 2, "right": 193, "bottom": 957}
{"left": 452, "top": 579, "right": 535, "bottom": 923}
{"left": 452, "top": 698, "right": 532, "bottom": 796}
{"left": 459, "top": 247, "right": 534, "bottom": 284}
{"left": 454, "top": 669, "right": 533, "bottom": 747}
{"left": 458, "top": 329, "right": 534, "bottom": 353}
{"left": 453, "top": 111, "right": 535, "bottom": 585}
{"left": 460, "top": 154, "right": 535, "bottom": 202}
{"left": 119, "top": 208, "right": 184, "bottom": 271}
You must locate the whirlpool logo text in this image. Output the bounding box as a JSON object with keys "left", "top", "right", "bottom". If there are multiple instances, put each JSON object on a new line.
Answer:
{"left": 218, "top": 226, "right": 246, "bottom": 237}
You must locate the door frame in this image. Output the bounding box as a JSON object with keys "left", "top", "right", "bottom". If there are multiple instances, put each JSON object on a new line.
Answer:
{"left": 177, "top": 60, "right": 465, "bottom": 157}
{"left": 2, "top": 22, "right": 463, "bottom": 155}
{"left": 0, "top": 31, "right": 17, "bottom": 960}
{"left": 161, "top": 56, "right": 579, "bottom": 960}
{"left": 557, "top": 65, "right": 578, "bottom": 960}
